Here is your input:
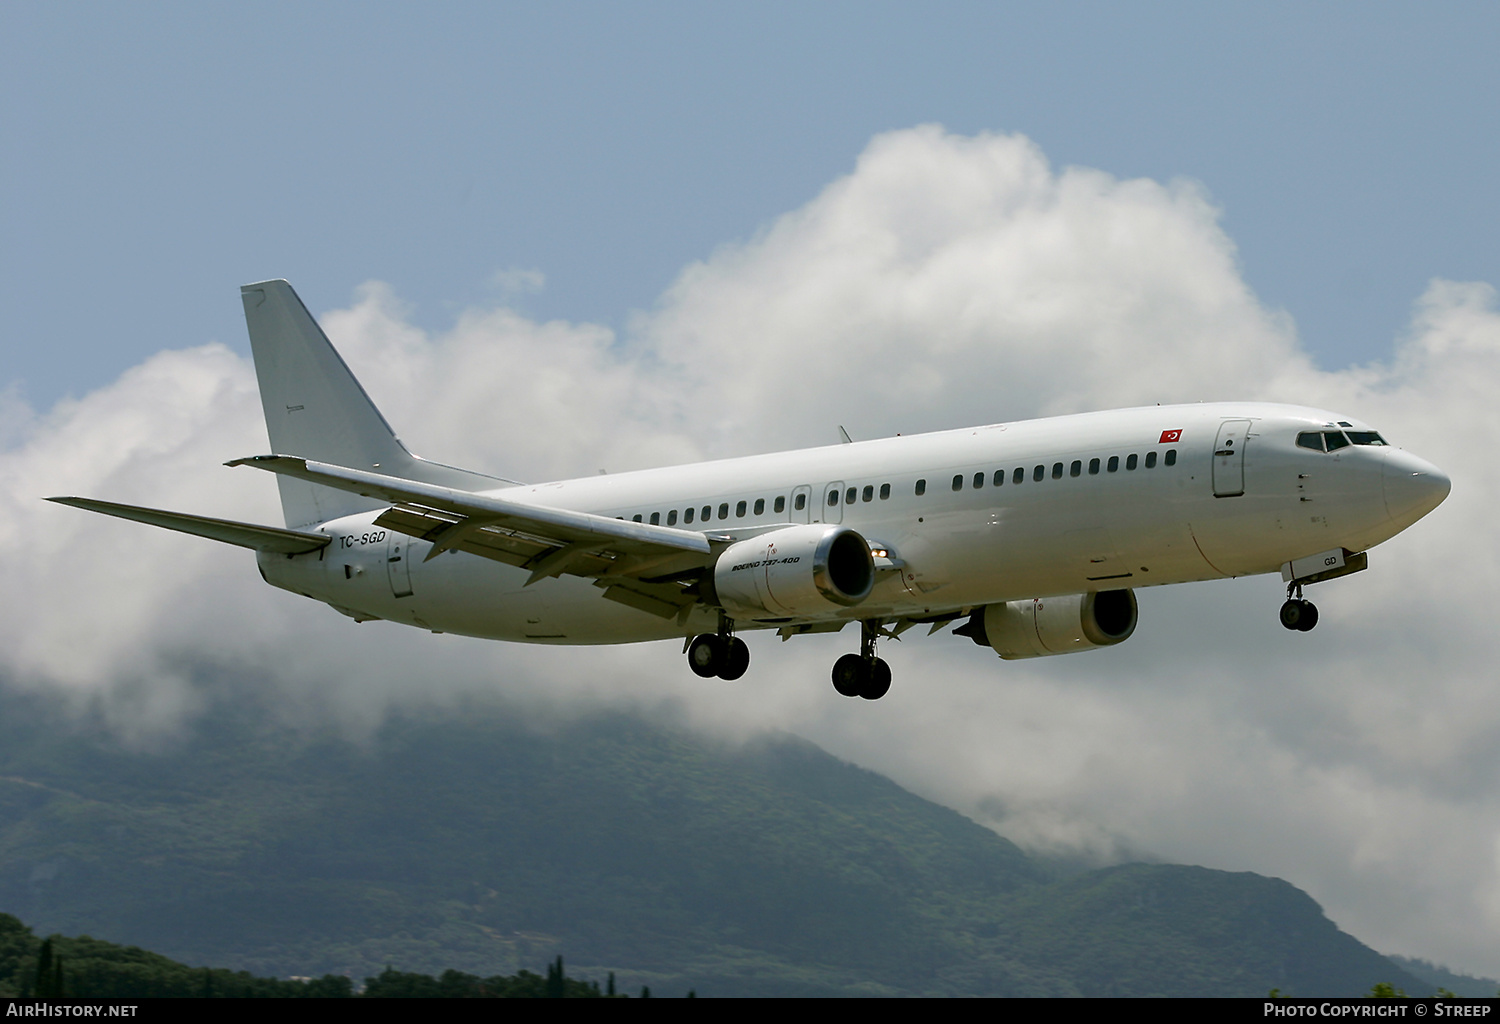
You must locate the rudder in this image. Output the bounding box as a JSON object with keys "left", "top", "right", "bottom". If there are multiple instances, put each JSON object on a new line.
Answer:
{"left": 241, "top": 280, "right": 511, "bottom": 528}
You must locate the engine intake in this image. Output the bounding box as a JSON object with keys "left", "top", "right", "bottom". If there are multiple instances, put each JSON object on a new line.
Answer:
{"left": 710, "top": 524, "right": 874, "bottom": 620}
{"left": 957, "top": 589, "right": 1137, "bottom": 659}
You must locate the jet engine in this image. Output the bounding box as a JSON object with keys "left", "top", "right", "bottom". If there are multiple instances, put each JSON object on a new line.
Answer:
{"left": 708, "top": 524, "right": 874, "bottom": 620}
{"left": 956, "top": 589, "right": 1137, "bottom": 659}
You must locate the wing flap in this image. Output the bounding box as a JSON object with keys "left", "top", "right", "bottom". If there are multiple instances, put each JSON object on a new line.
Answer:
{"left": 598, "top": 580, "right": 695, "bottom": 619}
{"left": 229, "top": 455, "right": 713, "bottom": 556}
{"left": 373, "top": 505, "right": 620, "bottom": 578}
{"left": 234, "top": 456, "right": 720, "bottom": 597}
{"left": 48, "top": 497, "right": 330, "bottom": 555}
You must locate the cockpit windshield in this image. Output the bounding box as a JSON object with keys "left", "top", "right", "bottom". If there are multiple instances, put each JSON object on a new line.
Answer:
{"left": 1296, "top": 429, "right": 1389, "bottom": 452}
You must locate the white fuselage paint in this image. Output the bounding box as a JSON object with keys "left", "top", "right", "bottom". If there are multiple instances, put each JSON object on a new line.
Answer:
{"left": 257, "top": 403, "right": 1448, "bottom": 645}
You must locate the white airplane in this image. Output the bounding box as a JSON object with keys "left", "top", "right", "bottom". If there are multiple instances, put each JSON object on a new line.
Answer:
{"left": 51, "top": 281, "right": 1450, "bottom": 700}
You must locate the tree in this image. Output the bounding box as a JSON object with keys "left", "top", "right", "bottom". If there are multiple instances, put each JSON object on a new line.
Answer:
{"left": 33, "top": 939, "right": 64, "bottom": 999}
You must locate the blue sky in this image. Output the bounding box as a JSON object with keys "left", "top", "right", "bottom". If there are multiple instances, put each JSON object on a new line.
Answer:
{"left": 4, "top": 2, "right": 1497, "bottom": 406}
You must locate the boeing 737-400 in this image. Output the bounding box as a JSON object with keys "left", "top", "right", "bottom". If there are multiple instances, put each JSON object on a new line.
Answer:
{"left": 50, "top": 281, "right": 1451, "bottom": 700}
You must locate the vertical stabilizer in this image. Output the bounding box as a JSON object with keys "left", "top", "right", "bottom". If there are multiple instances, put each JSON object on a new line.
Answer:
{"left": 241, "top": 280, "right": 510, "bottom": 528}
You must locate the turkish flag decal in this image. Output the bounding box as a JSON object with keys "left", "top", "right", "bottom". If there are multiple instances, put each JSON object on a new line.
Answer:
{"left": 1159, "top": 429, "right": 1182, "bottom": 443}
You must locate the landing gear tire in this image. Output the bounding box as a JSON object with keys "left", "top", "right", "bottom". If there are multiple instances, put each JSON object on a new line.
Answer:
{"left": 832, "top": 621, "right": 896, "bottom": 700}
{"left": 1279, "top": 599, "right": 1319, "bottom": 632}
{"left": 687, "top": 633, "right": 750, "bottom": 679}
{"left": 832, "top": 654, "right": 867, "bottom": 697}
{"left": 860, "top": 658, "right": 892, "bottom": 701}
{"left": 719, "top": 637, "right": 750, "bottom": 680}
{"left": 1295, "top": 601, "right": 1318, "bottom": 632}
{"left": 687, "top": 634, "right": 724, "bottom": 678}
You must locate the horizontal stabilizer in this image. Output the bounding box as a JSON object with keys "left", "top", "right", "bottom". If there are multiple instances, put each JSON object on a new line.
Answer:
{"left": 48, "top": 497, "right": 331, "bottom": 555}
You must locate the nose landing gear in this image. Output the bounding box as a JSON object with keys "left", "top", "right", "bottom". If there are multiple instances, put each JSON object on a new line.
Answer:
{"left": 687, "top": 614, "right": 749, "bottom": 680}
{"left": 1279, "top": 583, "right": 1319, "bottom": 632}
{"left": 830, "top": 621, "right": 892, "bottom": 700}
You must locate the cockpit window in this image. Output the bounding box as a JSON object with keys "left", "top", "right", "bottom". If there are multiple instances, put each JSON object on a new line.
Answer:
{"left": 1300, "top": 428, "right": 1387, "bottom": 451}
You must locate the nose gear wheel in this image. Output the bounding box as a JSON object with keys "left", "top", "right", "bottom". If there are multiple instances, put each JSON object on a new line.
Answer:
{"left": 1279, "top": 582, "right": 1319, "bottom": 632}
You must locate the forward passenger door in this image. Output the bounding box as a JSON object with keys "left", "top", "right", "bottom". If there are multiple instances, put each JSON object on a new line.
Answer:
{"left": 1213, "top": 420, "right": 1251, "bottom": 497}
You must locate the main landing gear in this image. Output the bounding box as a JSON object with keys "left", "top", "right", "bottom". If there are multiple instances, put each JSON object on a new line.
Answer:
{"left": 1279, "top": 582, "right": 1319, "bottom": 632}
{"left": 831, "top": 621, "right": 892, "bottom": 701}
{"left": 686, "top": 615, "right": 749, "bottom": 680}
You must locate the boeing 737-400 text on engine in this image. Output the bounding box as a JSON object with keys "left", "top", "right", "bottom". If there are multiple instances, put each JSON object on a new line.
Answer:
{"left": 50, "top": 281, "right": 1451, "bottom": 700}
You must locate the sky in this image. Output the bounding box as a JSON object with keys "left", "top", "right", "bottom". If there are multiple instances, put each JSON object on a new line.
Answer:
{"left": 3, "top": 1, "right": 1500, "bottom": 980}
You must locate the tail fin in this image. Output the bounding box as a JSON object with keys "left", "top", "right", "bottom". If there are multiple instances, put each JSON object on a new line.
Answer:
{"left": 241, "top": 280, "right": 513, "bottom": 528}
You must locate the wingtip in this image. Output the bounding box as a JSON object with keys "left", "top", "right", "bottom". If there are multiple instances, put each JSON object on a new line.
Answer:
{"left": 225, "top": 454, "right": 284, "bottom": 468}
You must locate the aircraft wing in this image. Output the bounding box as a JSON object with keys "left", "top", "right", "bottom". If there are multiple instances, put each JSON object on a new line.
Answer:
{"left": 47, "top": 496, "right": 331, "bottom": 555}
{"left": 228, "top": 455, "right": 722, "bottom": 617}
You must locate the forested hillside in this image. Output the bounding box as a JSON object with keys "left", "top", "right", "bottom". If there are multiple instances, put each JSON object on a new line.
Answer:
{"left": 0, "top": 681, "right": 1423, "bottom": 996}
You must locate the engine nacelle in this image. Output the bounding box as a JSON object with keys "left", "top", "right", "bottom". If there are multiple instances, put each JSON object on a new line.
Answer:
{"left": 710, "top": 524, "right": 875, "bottom": 620}
{"left": 958, "top": 589, "right": 1137, "bottom": 659}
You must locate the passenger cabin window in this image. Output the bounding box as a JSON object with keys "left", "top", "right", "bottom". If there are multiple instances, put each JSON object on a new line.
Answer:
{"left": 754, "top": 498, "right": 765, "bottom": 515}
{"left": 1033, "top": 465, "right": 1044, "bottom": 482}
{"left": 1126, "top": 454, "right": 1138, "bottom": 470}
{"left": 952, "top": 475, "right": 963, "bottom": 492}
{"left": 1070, "top": 460, "right": 1081, "bottom": 477}
{"left": 774, "top": 496, "right": 785, "bottom": 513}
{"left": 701, "top": 505, "right": 711, "bottom": 521}
{"left": 1013, "top": 467, "right": 1024, "bottom": 484}
{"left": 632, "top": 514, "right": 642, "bottom": 522}
{"left": 862, "top": 485, "right": 873, "bottom": 502}
{"left": 1165, "top": 449, "right": 1177, "bottom": 466}
{"left": 1051, "top": 462, "right": 1063, "bottom": 479}
{"left": 1108, "top": 456, "right": 1119, "bottom": 472}
{"left": 879, "top": 483, "right": 890, "bottom": 499}
{"left": 973, "top": 472, "right": 984, "bottom": 489}
{"left": 650, "top": 512, "right": 660, "bottom": 525}
{"left": 993, "top": 470, "right": 1004, "bottom": 486}
{"left": 827, "top": 490, "right": 839, "bottom": 506}
{"left": 667, "top": 510, "right": 677, "bottom": 526}
{"left": 1089, "top": 458, "right": 1100, "bottom": 475}
{"left": 794, "top": 493, "right": 806, "bottom": 511}
{"left": 684, "top": 507, "right": 695, "bottom": 524}
{"left": 736, "top": 500, "right": 747, "bottom": 518}
{"left": 915, "top": 478, "right": 927, "bottom": 496}
{"left": 1145, "top": 451, "right": 1157, "bottom": 468}
{"left": 846, "top": 487, "right": 857, "bottom": 505}
{"left": 718, "top": 503, "right": 729, "bottom": 520}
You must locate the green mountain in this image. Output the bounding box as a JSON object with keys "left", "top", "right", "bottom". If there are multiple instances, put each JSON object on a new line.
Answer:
{"left": 0, "top": 679, "right": 1422, "bottom": 996}
{"left": 1386, "top": 956, "right": 1499, "bottom": 998}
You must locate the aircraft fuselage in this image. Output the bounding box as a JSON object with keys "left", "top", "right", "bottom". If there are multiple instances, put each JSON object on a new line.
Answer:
{"left": 258, "top": 401, "right": 1447, "bottom": 645}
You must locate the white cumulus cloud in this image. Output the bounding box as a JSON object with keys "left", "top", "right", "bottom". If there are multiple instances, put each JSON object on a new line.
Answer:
{"left": 3, "top": 126, "right": 1497, "bottom": 977}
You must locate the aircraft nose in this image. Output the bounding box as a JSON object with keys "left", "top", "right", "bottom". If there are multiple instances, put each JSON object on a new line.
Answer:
{"left": 1383, "top": 449, "right": 1451, "bottom": 526}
